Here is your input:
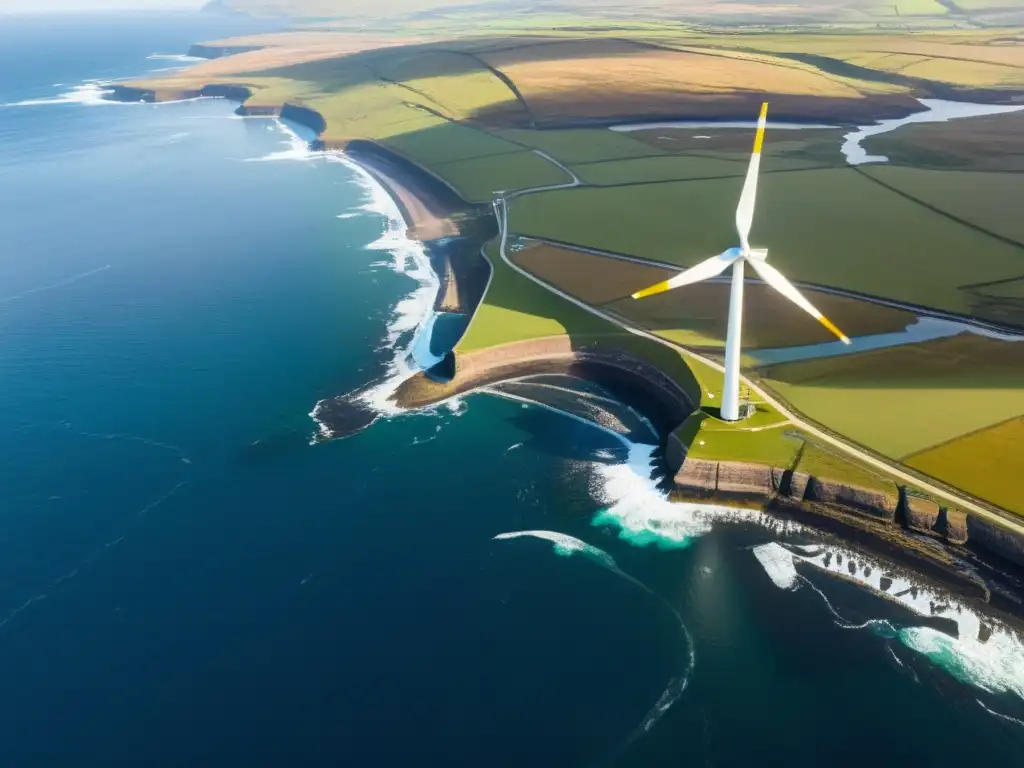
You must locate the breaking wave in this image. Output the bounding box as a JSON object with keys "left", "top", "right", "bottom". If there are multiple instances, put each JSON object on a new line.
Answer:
{"left": 2, "top": 81, "right": 117, "bottom": 108}
{"left": 244, "top": 120, "right": 313, "bottom": 163}
{"left": 752, "top": 541, "right": 1024, "bottom": 703}
{"left": 147, "top": 53, "right": 203, "bottom": 63}
{"left": 592, "top": 442, "right": 803, "bottom": 551}
{"left": 493, "top": 530, "right": 695, "bottom": 755}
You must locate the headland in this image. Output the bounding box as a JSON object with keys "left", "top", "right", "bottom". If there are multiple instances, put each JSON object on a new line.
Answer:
{"left": 104, "top": 17, "right": 1024, "bottom": 607}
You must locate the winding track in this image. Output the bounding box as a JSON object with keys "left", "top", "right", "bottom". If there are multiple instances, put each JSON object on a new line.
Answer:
{"left": 491, "top": 152, "right": 1024, "bottom": 538}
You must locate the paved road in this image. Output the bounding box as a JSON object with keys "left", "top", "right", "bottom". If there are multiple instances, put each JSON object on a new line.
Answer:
{"left": 492, "top": 169, "right": 1024, "bottom": 538}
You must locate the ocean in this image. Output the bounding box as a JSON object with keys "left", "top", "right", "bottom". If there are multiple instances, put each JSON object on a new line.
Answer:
{"left": 1, "top": 11, "right": 1023, "bottom": 766}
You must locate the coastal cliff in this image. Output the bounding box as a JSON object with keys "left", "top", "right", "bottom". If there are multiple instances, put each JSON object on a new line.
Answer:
{"left": 395, "top": 336, "right": 695, "bottom": 434}
{"left": 673, "top": 455, "right": 1024, "bottom": 577}
{"left": 125, "top": 71, "right": 1024, "bottom": 594}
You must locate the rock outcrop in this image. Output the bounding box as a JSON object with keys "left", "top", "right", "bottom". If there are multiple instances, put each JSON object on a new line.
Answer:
{"left": 968, "top": 515, "right": 1024, "bottom": 565}
{"left": 674, "top": 458, "right": 717, "bottom": 499}
{"left": 900, "top": 492, "right": 941, "bottom": 534}
{"left": 716, "top": 462, "right": 774, "bottom": 502}
{"left": 671, "top": 457, "right": 1024, "bottom": 573}
{"left": 805, "top": 478, "right": 898, "bottom": 522}
{"left": 941, "top": 507, "right": 970, "bottom": 545}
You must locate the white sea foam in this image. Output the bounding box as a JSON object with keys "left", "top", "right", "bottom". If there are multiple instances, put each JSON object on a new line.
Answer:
{"left": 752, "top": 543, "right": 799, "bottom": 590}
{"left": 900, "top": 626, "right": 1024, "bottom": 699}
{"left": 337, "top": 212, "right": 361, "bottom": 220}
{"left": 591, "top": 441, "right": 803, "bottom": 550}
{"left": 2, "top": 81, "right": 117, "bottom": 108}
{"left": 147, "top": 53, "right": 203, "bottom": 63}
{"left": 494, "top": 530, "right": 619, "bottom": 570}
{"left": 752, "top": 541, "right": 1024, "bottom": 700}
{"left": 239, "top": 119, "right": 443, "bottom": 427}
{"left": 244, "top": 120, "right": 313, "bottom": 162}
{"left": 977, "top": 699, "right": 1024, "bottom": 728}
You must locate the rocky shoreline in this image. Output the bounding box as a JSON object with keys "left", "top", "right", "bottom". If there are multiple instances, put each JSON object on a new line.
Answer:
{"left": 673, "top": 455, "right": 1024, "bottom": 604}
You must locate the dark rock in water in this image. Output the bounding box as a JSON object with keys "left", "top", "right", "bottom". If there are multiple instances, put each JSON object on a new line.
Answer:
{"left": 310, "top": 394, "right": 379, "bottom": 441}
{"left": 880, "top": 576, "right": 893, "bottom": 592}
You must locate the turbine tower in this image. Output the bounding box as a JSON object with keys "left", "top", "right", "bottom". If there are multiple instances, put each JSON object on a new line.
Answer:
{"left": 631, "top": 103, "right": 851, "bottom": 422}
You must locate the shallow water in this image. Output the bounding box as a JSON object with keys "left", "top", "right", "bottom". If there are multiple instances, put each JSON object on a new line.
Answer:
{"left": 749, "top": 315, "right": 1024, "bottom": 365}
{"left": 609, "top": 98, "right": 1024, "bottom": 166}
{"left": 841, "top": 98, "right": 1024, "bottom": 165}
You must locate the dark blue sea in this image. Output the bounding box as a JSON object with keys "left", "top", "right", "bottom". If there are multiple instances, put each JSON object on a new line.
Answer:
{"left": 1, "top": 11, "right": 1023, "bottom": 766}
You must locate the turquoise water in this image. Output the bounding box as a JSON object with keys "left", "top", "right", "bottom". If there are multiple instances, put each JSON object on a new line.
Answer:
{"left": 1, "top": 12, "right": 1024, "bottom": 765}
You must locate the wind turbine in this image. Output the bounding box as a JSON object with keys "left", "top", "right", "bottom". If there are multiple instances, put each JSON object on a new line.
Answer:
{"left": 631, "top": 102, "right": 851, "bottom": 422}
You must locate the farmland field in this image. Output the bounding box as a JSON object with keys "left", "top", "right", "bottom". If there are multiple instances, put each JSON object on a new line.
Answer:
{"left": 685, "top": 419, "right": 804, "bottom": 469}
{"left": 759, "top": 335, "right": 1024, "bottom": 460}
{"left": 493, "top": 128, "right": 666, "bottom": 164}
{"left": 860, "top": 167, "right": 1024, "bottom": 248}
{"left": 607, "top": 281, "right": 915, "bottom": 349}
{"left": 861, "top": 113, "right": 1024, "bottom": 172}
{"left": 905, "top": 418, "right": 1024, "bottom": 515}
{"left": 509, "top": 242, "right": 672, "bottom": 305}
{"left": 431, "top": 151, "right": 570, "bottom": 202}
{"left": 508, "top": 168, "right": 1024, "bottom": 319}
{"left": 795, "top": 443, "right": 899, "bottom": 496}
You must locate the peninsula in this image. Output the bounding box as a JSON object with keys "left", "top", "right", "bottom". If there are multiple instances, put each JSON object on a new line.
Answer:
{"left": 117, "top": 0, "right": 1024, "bottom": 591}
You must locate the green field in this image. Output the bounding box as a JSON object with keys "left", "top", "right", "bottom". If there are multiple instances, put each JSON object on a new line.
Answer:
{"left": 508, "top": 168, "right": 1024, "bottom": 320}
{"left": 861, "top": 167, "right": 1024, "bottom": 248}
{"left": 906, "top": 417, "right": 1024, "bottom": 515}
{"left": 510, "top": 241, "right": 672, "bottom": 305}
{"left": 459, "top": 243, "right": 704, "bottom": 405}
{"left": 494, "top": 128, "right": 666, "bottom": 165}
{"left": 431, "top": 151, "right": 570, "bottom": 202}
{"left": 457, "top": 242, "right": 607, "bottom": 351}
{"left": 759, "top": 335, "right": 1024, "bottom": 460}
{"left": 683, "top": 412, "right": 803, "bottom": 469}
{"left": 794, "top": 443, "right": 899, "bottom": 496}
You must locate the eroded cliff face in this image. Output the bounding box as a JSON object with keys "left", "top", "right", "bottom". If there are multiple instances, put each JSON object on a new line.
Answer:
{"left": 395, "top": 337, "right": 695, "bottom": 434}
{"left": 674, "top": 455, "right": 1024, "bottom": 574}
{"left": 105, "top": 83, "right": 254, "bottom": 104}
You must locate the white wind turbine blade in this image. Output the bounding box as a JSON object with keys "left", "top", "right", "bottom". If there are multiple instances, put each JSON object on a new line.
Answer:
{"left": 747, "top": 258, "right": 851, "bottom": 344}
{"left": 632, "top": 250, "right": 740, "bottom": 299}
{"left": 735, "top": 102, "right": 769, "bottom": 252}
